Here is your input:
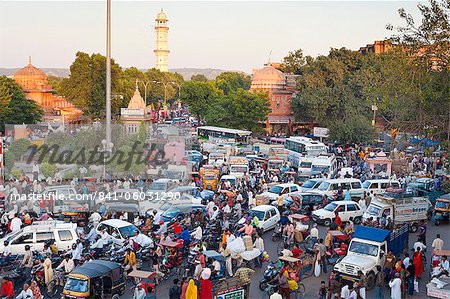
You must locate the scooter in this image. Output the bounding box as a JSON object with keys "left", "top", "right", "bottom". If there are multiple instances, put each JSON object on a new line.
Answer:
{"left": 259, "top": 261, "right": 280, "bottom": 291}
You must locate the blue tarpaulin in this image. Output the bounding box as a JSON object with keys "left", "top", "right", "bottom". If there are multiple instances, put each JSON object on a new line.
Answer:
{"left": 353, "top": 225, "right": 390, "bottom": 243}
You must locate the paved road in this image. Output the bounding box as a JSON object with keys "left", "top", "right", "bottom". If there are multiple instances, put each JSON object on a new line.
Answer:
{"left": 151, "top": 222, "right": 448, "bottom": 299}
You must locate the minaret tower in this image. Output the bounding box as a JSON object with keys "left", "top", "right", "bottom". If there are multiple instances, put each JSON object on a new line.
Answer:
{"left": 154, "top": 9, "right": 169, "bottom": 72}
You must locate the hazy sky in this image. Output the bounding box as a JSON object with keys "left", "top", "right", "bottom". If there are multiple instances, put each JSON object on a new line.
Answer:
{"left": 0, "top": 1, "right": 424, "bottom": 73}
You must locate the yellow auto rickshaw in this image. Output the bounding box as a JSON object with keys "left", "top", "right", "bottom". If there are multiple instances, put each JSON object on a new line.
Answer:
{"left": 62, "top": 260, "right": 125, "bottom": 299}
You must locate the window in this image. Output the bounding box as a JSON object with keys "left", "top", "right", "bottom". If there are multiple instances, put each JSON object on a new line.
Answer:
{"left": 36, "top": 232, "right": 54, "bottom": 243}
{"left": 391, "top": 182, "right": 400, "bottom": 188}
{"left": 269, "top": 209, "right": 277, "bottom": 218}
{"left": 351, "top": 182, "right": 361, "bottom": 189}
{"left": 290, "top": 186, "right": 298, "bottom": 193}
{"left": 370, "top": 183, "right": 378, "bottom": 189}
{"left": 264, "top": 212, "right": 271, "bottom": 221}
{"left": 331, "top": 184, "right": 339, "bottom": 191}
{"left": 342, "top": 183, "right": 351, "bottom": 190}
{"left": 58, "top": 230, "right": 73, "bottom": 241}
{"left": 12, "top": 233, "right": 33, "bottom": 245}
{"left": 347, "top": 204, "right": 357, "bottom": 212}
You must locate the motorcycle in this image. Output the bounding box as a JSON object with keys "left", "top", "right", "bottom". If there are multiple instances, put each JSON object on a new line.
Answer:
{"left": 259, "top": 262, "right": 280, "bottom": 291}
{"left": 271, "top": 223, "right": 282, "bottom": 242}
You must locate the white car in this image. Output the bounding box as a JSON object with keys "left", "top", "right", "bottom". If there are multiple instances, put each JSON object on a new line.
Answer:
{"left": 0, "top": 221, "right": 79, "bottom": 254}
{"left": 96, "top": 219, "right": 139, "bottom": 246}
{"left": 362, "top": 179, "right": 400, "bottom": 195}
{"left": 300, "top": 178, "right": 325, "bottom": 192}
{"left": 312, "top": 200, "right": 363, "bottom": 226}
{"left": 259, "top": 183, "right": 302, "bottom": 201}
{"left": 238, "top": 205, "right": 280, "bottom": 232}
{"left": 311, "top": 178, "right": 364, "bottom": 199}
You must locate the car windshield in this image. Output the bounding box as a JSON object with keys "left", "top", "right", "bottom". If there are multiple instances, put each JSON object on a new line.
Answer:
{"left": 349, "top": 241, "right": 379, "bottom": 256}
{"left": 148, "top": 182, "right": 166, "bottom": 191}
{"left": 5, "top": 231, "right": 21, "bottom": 243}
{"left": 249, "top": 210, "right": 265, "bottom": 221}
{"left": 204, "top": 174, "right": 217, "bottom": 180}
{"left": 324, "top": 202, "right": 338, "bottom": 212}
{"left": 164, "top": 171, "right": 183, "bottom": 180}
{"left": 366, "top": 204, "right": 381, "bottom": 216}
{"left": 300, "top": 162, "right": 312, "bottom": 168}
{"left": 302, "top": 180, "right": 318, "bottom": 189}
{"left": 311, "top": 165, "right": 329, "bottom": 173}
{"left": 162, "top": 207, "right": 181, "bottom": 219}
{"left": 230, "top": 166, "right": 248, "bottom": 173}
{"left": 269, "top": 186, "right": 283, "bottom": 194}
{"left": 64, "top": 277, "right": 88, "bottom": 293}
{"left": 159, "top": 202, "right": 173, "bottom": 211}
{"left": 318, "top": 182, "right": 330, "bottom": 191}
{"left": 362, "top": 181, "right": 371, "bottom": 189}
{"left": 118, "top": 225, "right": 139, "bottom": 238}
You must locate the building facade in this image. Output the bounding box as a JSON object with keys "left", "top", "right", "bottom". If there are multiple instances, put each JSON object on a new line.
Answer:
{"left": 250, "top": 63, "right": 298, "bottom": 134}
{"left": 121, "top": 86, "right": 152, "bottom": 134}
{"left": 13, "top": 58, "right": 82, "bottom": 123}
{"left": 154, "top": 9, "right": 169, "bottom": 72}
{"left": 359, "top": 40, "right": 392, "bottom": 55}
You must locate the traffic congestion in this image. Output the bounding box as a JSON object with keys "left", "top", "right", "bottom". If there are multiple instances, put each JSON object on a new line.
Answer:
{"left": 0, "top": 122, "right": 449, "bottom": 299}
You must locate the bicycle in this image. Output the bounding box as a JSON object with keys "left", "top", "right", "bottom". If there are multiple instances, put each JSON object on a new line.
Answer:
{"left": 45, "top": 269, "right": 65, "bottom": 298}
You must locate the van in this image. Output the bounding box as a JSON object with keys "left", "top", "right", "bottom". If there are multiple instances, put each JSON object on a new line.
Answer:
{"left": 362, "top": 179, "right": 400, "bottom": 195}
{"left": 312, "top": 200, "right": 363, "bottom": 226}
{"left": 312, "top": 178, "right": 364, "bottom": 199}
{"left": 0, "top": 221, "right": 79, "bottom": 255}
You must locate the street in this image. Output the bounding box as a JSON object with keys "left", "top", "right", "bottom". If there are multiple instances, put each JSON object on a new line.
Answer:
{"left": 155, "top": 221, "right": 448, "bottom": 298}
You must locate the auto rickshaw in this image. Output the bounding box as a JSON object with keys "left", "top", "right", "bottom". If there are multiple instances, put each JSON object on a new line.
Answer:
{"left": 203, "top": 250, "right": 225, "bottom": 280}
{"left": 325, "top": 230, "right": 349, "bottom": 264}
{"left": 434, "top": 194, "right": 450, "bottom": 226}
{"left": 62, "top": 260, "right": 125, "bottom": 299}
{"left": 128, "top": 270, "right": 157, "bottom": 297}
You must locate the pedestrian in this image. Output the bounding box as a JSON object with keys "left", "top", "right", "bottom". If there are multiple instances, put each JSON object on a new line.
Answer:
{"left": 413, "top": 247, "right": 424, "bottom": 279}
{"left": 388, "top": 273, "right": 402, "bottom": 299}
{"left": 357, "top": 270, "right": 367, "bottom": 299}
{"left": 0, "top": 277, "right": 14, "bottom": 298}
{"left": 169, "top": 278, "right": 181, "bottom": 299}
{"left": 254, "top": 234, "right": 265, "bottom": 268}
{"left": 15, "top": 283, "right": 33, "bottom": 299}
{"left": 417, "top": 220, "right": 427, "bottom": 245}
{"left": 185, "top": 279, "right": 198, "bottom": 299}
{"left": 318, "top": 280, "right": 327, "bottom": 299}
{"left": 406, "top": 261, "right": 415, "bottom": 296}
{"left": 315, "top": 239, "right": 327, "bottom": 273}
{"left": 334, "top": 212, "right": 342, "bottom": 229}
{"left": 20, "top": 245, "right": 33, "bottom": 283}
{"left": 348, "top": 284, "right": 357, "bottom": 299}
{"left": 29, "top": 281, "right": 42, "bottom": 299}
{"left": 270, "top": 286, "right": 282, "bottom": 299}
{"left": 133, "top": 283, "right": 146, "bottom": 299}
{"left": 340, "top": 283, "right": 350, "bottom": 299}
{"left": 432, "top": 234, "right": 444, "bottom": 251}
{"left": 276, "top": 270, "right": 291, "bottom": 299}
{"left": 310, "top": 224, "right": 319, "bottom": 245}
{"left": 374, "top": 265, "right": 385, "bottom": 299}
{"left": 383, "top": 250, "right": 396, "bottom": 283}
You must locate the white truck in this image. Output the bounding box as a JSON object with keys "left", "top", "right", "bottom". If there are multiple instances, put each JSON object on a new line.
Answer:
{"left": 228, "top": 156, "right": 249, "bottom": 178}
{"left": 363, "top": 191, "right": 430, "bottom": 233}
{"left": 334, "top": 225, "right": 409, "bottom": 290}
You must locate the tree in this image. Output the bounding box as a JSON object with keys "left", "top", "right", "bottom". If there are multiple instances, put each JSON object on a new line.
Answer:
{"left": 59, "top": 52, "right": 122, "bottom": 119}
{"left": 215, "top": 72, "right": 251, "bottom": 95}
{"left": 204, "top": 90, "right": 270, "bottom": 132}
{"left": 180, "top": 81, "right": 222, "bottom": 123}
{"left": 328, "top": 115, "right": 375, "bottom": 144}
{"left": 0, "top": 76, "right": 43, "bottom": 132}
{"left": 191, "top": 74, "right": 208, "bottom": 82}
{"left": 280, "top": 49, "right": 307, "bottom": 75}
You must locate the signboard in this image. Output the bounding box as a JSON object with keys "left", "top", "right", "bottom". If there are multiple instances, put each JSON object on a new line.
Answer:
{"left": 313, "top": 127, "right": 329, "bottom": 138}
{"left": 216, "top": 289, "right": 244, "bottom": 299}
{"left": 121, "top": 108, "right": 144, "bottom": 116}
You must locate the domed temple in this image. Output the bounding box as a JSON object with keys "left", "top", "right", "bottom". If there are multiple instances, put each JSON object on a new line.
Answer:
{"left": 13, "top": 57, "right": 82, "bottom": 123}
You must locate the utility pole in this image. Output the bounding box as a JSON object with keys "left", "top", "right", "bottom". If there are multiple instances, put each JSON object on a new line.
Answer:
{"left": 106, "top": 0, "right": 112, "bottom": 144}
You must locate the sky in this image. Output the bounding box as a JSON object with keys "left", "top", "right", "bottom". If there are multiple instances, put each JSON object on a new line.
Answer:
{"left": 0, "top": 1, "right": 425, "bottom": 73}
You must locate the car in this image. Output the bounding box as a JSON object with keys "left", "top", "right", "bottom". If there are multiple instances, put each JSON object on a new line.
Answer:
{"left": 146, "top": 178, "right": 177, "bottom": 199}
{"left": 171, "top": 186, "right": 214, "bottom": 203}
{"left": 259, "top": 183, "right": 302, "bottom": 201}
{"left": 160, "top": 204, "right": 206, "bottom": 224}
{"left": 312, "top": 200, "right": 363, "bottom": 226}
{"left": 271, "top": 192, "right": 324, "bottom": 214}
{"left": 311, "top": 178, "right": 364, "bottom": 199}
{"left": 238, "top": 205, "right": 280, "bottom": 233}
{"left": 96, "top": 219, "right": 139, "bottom": 246}
{"left": 0, "top": 221, "right": 79, "bottom": 254}
{"left": 300, "top": 178, "right": 325, "bottom": 192}
{"left": 362, "top": 179, "right": 400, "bottom": 195}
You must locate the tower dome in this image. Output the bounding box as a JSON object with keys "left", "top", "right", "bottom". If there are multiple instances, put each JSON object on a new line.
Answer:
{"left": 156, "top": 9, "right": 167, "bottom": 21}
{"left": 13, "top": 57, "right": 52, "bottom": 91}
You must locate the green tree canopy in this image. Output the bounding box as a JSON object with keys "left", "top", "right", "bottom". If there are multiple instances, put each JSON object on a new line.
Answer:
{"left": 191, "top": 74, "right": 208, "bottom": 82}
{"left": 215, "top": 72, "right": 251, "bottom": 95}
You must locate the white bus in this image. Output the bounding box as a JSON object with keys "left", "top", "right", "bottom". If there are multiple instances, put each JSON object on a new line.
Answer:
{"left": 197, "top": 126, "right": 251, "bottom": 143}
{"left": 285, "top": 137, "right": 327, "bottom": 169}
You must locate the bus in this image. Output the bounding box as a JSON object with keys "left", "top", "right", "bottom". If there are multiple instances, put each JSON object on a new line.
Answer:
{"left": 269, "top": 137, "right": 286, "bottom": 145}
{"left": 196, "top": 126, "right": 251, "bottom": 143}
{"left": 285, "top": 137, "right": 327, "bottom": 169}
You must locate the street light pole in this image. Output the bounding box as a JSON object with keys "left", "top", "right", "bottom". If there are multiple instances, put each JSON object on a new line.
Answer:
{"left": 136, "top": 79, "right": 151, "bottom": 105}
{"left": 152, "top": 81, "right": 167, "bottom": 106}
{"left": 105, "top": 0, "right": 112, "bottom": 145}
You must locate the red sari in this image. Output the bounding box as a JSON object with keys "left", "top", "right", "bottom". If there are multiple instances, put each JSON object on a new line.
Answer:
{"left": 200, "top": 279, "right": 213, "bottom": 299}
{"left": 413, "top": 251, "right": 424, "bottom": 278}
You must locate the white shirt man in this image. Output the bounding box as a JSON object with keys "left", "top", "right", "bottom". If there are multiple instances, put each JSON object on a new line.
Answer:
{"left": 15, "top": 286, "right": 33, "bottom": 299}
{"left": 269, "top": 291, "right": 282, "bottom": 299}
{"left": 191, "top": 226, "right": 202, "bottom": 241}
{"left": 254, "top": 236, "right": 264, "bottom": 252}
{"left": 206, "top": 201, "right": 216, "bottom": 216}
{"left": 2, "top": 244, "right": 12, "bottom": 258}
{"left": 413, "top": 240, "right": 427, "bottom": 252}
{"left": 10, "top": 216, "right": 22, "bottom": 233}
{"left": 432, "top": 236, "right": 444, "bottom": 251}
{"left": 340, "top": 284, "right": 350, "bottom": 299}
{"left": 389, "top": 276, "right": 402, "bottom": 299}
{"left": 57, "top": 257, "right": 75, "bottom": 273}
{"left": 90, "top": 212, "right": 101, "bottom": 227}
{"left": 310, "top": 225, "right": 319, "bottom": 239}
{"left": 133, "top": 233, "right": 152, "bottom": 247}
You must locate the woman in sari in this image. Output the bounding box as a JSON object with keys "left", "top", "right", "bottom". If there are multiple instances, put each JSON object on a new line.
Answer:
{"left": 180, "top": 277, "right": 189, "bottom": 299}
{"left": 199, "top": 278, "right": 213, "bottom": 299}
{"left": 185, "top": 279, "right": 198, "bottom": 299}
{"left": 30, "top": 280, "right": 42, "bottom": 299}
{"left": 413, "top": 247, "right": 424, "bottom": 279}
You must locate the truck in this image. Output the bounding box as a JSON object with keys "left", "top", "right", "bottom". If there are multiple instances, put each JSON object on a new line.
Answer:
{"left": 363, "top": 190, "right": 431, "bottom": 233}
{"left": 334, "top": 225, "right": 409, "bottom": 290}
{"left": 228, "top": 156, "right": 249, "bottom": 178}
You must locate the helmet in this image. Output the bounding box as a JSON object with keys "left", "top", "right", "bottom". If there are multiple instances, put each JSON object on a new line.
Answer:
{"left": 25, "top": 245, "right": 30, "bottom": 251}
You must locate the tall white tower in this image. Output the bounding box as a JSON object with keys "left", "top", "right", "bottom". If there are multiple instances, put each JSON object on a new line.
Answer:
{"left": 154, "top": 9, "right": 169, "bottom": 72}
